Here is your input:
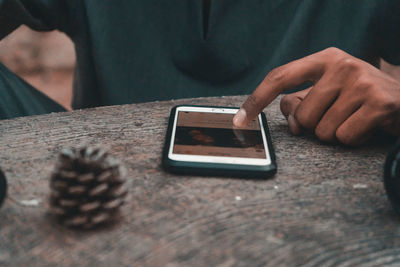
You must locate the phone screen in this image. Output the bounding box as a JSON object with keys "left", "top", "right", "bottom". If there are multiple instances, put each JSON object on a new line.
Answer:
{"left": 171, "top": 110, "right": 268, "bottom": 160}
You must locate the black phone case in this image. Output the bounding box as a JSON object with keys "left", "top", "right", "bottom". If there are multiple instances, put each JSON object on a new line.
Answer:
{"left": 162, "top": 105, "right": 277, "bottom": 179}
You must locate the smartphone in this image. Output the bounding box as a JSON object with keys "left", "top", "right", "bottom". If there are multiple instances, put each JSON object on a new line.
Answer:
{"left": 162, "top": 105, "right": 277, "bottom": 178}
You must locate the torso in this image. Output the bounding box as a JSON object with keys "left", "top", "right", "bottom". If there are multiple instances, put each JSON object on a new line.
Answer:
{"left": 70, "top": 0, "right": 382, "bottom": 108}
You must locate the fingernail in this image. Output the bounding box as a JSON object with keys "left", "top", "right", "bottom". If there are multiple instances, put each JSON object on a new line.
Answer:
{"left": 233, "top": 109, "right": 247, "bottom": 127}
{"left": 288, "top": 114, "right": 302, "bottom": 135}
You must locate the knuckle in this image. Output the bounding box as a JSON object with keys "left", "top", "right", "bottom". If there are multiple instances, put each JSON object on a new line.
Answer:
{"left": 336, "top": 57, "right": 360, "bottom": 72}
{"left": 323, "top": 47, "right": 344, "bottom": 57}
{"left": 315, "top": 126, "right": 335, "bottom": 143}
{"left": 281, "top": 94, "right": 297, "bottom": 109}
{"left": 366, "top": 89, "right": 400, "bottom": 114}
{"left": 294, "top": 109, "right": 315, "bottom": 130}
{"left": 354, "top": 75, "right": 375, "bottom": 92}
{"left": 265, "top": 67, "right": 286, "bottom": 84}
{"left": 377, "top": 95, "right": 399, "bottom": 113}
{"left": 280, "top": 94, "right": 296, "bottom": 112}
{"left": 336, "top": 128, "right": 356, "bottom": 146}
{"left": 280, "top": 96, "right": 289, "bottom": 116}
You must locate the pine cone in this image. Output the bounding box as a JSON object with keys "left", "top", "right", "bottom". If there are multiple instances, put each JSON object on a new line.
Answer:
{"left": 49, "top": 146, "right": 128, "bottom": 229}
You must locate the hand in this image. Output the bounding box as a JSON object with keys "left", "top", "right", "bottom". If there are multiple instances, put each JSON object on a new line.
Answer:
{"left": 233, "top": 47, "right": 400, "bottom": 145}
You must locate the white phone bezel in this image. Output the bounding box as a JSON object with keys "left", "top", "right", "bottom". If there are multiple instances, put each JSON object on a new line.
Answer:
{"left": 168, "top": 106, "right": 272, "bottom": 166}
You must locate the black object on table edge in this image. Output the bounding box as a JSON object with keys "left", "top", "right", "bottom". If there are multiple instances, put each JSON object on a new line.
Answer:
{"left": 0, "top": 167, "right": 6, "bottom": 208}
{"left": 384, "top": 138, "right": 400, "bottom": 215}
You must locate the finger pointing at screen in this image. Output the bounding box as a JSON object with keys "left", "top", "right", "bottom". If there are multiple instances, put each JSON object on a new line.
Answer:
{"left": 233, "top": 47, "right": 400, "bottom": 146}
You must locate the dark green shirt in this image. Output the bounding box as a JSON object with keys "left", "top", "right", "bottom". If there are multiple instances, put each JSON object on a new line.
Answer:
{"left": 1, "top": 0, "right": 399, "bottom": 112}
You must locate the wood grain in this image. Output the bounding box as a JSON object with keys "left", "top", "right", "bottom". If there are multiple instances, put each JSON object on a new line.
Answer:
{"left": 0, "top": 95, "right": 399, "bottom": 266}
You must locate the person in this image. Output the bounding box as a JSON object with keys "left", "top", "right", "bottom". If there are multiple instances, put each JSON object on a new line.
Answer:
{"left": 0, "top": 0, "right": 399, "bottom": 145}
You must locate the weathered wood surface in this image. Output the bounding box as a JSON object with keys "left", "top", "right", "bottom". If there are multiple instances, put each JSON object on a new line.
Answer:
{"left": 0, "top": 95, "right": 399, "bottom": 266}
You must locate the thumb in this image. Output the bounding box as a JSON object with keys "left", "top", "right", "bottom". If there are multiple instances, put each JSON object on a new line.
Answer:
{"left": 280, "top": 88, "right": 311, "bottom": 135}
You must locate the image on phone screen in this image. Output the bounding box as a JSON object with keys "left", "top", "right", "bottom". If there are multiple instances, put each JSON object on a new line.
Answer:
{"left": 168, "top": 107, "right": 271, "bottom": 165}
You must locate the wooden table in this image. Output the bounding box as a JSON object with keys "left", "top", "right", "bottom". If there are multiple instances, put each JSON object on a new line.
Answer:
{"left": 0, "top": 96, "right": 399, "bottom": 266}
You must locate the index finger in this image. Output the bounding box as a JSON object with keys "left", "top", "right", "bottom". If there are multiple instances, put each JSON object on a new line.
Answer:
{"left": 233, "top": 50, "right": 329, "bottom": 127}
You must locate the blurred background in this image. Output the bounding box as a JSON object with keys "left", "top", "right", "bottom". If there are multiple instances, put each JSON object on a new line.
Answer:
{"left": 0, "top": 26, "right": 399, "bottom": 112}
{"left": 0, "top": 26, "right": 75, "bottom": 110}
